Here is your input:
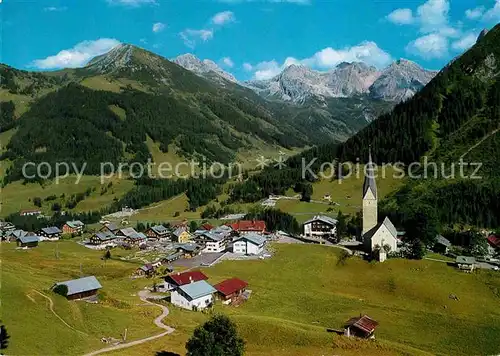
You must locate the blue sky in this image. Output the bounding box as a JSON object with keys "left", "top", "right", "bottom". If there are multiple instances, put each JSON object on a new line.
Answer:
{"left": 2, "top": 0, "right": 500, "bottom": 80}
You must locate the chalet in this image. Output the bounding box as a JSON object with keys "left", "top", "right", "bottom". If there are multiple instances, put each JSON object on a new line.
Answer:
{"left": 136, "top": 264, "right": 155, "bottom": 276}
{"left": 200, "top": 223, "right": 214, "bottom": 231}
{"left": 303, "top": 215, "right": 338, "bottom": 240}
{"left": 176, "top": 243, "right": 204, "bottom": 258}
{"left": 100, "top": 223, "right": 120, "bottom": 235}
{"left": 171, "top": 280, "right": 216, "bottom": 311}
{"left": 17, "top": 235, "right": 39, "bottom": 248}
{"left": 62, "top": 220, "right": 85, "bottom": 235}
{"left": 89, "top": 231, "right": 117, "bottom": 245}
{"left": 344, "top": 315, "right": 378, "bottom": 339}
{"left": 456, "top": 256, "right": 476, "bottom": 272}
{"left": 434, "top": 235, "right": 452, "bottom": 254}
{"left": 230, "top": 220, "right": 266, "bottom": 235}
{"left": 145, "top": 225, "right": 170, "bottom": 240}
{"left": 5, "top": 229, "right": 29, "bottom": 242}
{"left": 163, "top": 270, "right": 208, "bottom": 291}
{"left": 214, "top": 278, "right": 248, "bottom": 305}
{"left": 487, "top": 234, "right": 500, "bottom": 256}
{"left": 124, "top": 232, "right": 147, "bottom": 246}
{"left": 233, "top": 233, "right": 266, "bottom": 255}
{"left": 194, "top": 231, "right": 227, "bottom": 253}
{"left": 52, "top": 276, "right": 102, "bottom": 300}
{"left": 39, "top": 226, "right": 62, "bottom": 241}
{"left": 20, "top": 209, "right": 42, "bottom": 217}
{"left": 172, "top": 226, "right": 191, "bottom": 243}
{"left": 171, "top": 220, "right": 188, "bottom": 229}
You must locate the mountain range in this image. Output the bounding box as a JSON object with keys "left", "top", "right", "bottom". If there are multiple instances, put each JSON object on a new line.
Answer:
{"left": 1, "top": 43, "right": 435, "bottom": 183}
{"left": 173, "top": 53, "right": 437, "bottom": 104}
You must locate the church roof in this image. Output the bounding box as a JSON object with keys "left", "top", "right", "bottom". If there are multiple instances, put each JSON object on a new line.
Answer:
{"left": 363, "top": 149, "right": 377, "bottom": 199}
{"left": 363, "top": 217, "right": 397, "bottom": 240}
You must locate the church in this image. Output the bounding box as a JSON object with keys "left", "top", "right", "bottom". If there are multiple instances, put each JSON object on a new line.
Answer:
{"left": 361, "top": 150, "right": 398, "bottom": 262}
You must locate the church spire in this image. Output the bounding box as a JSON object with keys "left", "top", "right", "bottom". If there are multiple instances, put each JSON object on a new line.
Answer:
{"left": 363, "top": 146, "right": 377, "bottom": 199}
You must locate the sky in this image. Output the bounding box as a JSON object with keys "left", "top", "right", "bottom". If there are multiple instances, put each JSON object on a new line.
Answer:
{"left": 1, "top": 0, "right": 500, "bottom": 81}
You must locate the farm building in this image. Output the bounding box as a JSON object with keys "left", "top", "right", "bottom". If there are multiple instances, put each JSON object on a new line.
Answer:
{"left": 214, "top": 278, "right": 248, "bottom": 305}
{"left": 171, "top": 280, "right": 216, "bottom": 311}
{"left": 62, "top": 220, "right": 85, "bottom": 235}
{"left": 344, "top": 315, "right": 379, "bottom": 339}
{"left": 145, "top": 225, "right": 170, "bottom": 240}
{"left": 163, "top": 270, "right": 208, "bottom": 291}
{"left": 303, "top": 215, "right": 338, "bottom": 240}
{"left": 229, "top": 220, "right": 266, "bottom": 234}
{"left": 52, "top": 276, "right": 102, "bottom": 300}
{"left": 233, "top": 233, "right": 267, "bottom": 255}
{"left": 456, "top": 256, "right": 476, "bottom": 272}
{"left": 17, "top": 235, "right": 40, "bottom": 248}
{"left": 39, "top": 226, "right": 62, "bottom": 241}
{"left": 89, "top": 231, "right": 117, "bottom": 245}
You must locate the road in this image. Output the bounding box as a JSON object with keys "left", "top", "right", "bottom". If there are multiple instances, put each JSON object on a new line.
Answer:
{"left": 83, "top": 290, "right": 175, "bottom": 356}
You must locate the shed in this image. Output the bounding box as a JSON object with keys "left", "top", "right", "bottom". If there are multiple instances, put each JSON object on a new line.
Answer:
{"left": 344, "top": 315, "right": 378, "bottom": 339}
{"left": 53, "top": 276, "right": 102, "bottom": 300}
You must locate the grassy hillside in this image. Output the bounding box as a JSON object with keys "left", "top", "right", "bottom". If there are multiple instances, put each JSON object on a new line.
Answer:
{"left": 3, "top": 242, "right": 499, "bottom": 356}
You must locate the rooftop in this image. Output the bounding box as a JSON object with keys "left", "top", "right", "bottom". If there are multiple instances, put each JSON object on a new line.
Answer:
{"left": 303, "top": 215, "right": 338, "bottom": 226}
{"left": 230, "top": 220, "right": 266, "bottom": 232}
{"left": 214, "top": 278, "right": 248, "bottom": 296}
{"left": 41, "top": 226, "right": 62, "bottom": 235}
{"left": 178, "top": 280, "right": 216, "bottom": 300}
{"left": 18, "top": 235, "right": 40, "bottom": 244}
{"left": 346, "top": 315, "right": 379, "bottom": 333}
{"left": 456, "top": 256, "right": 476, "bottom": 264}
{"left": 65, "top": 220, "right": 84, "bottom": 229}
{"left": 166, "top": 270, "right": 208, "bottom": 286}
{"left": 54, "top": 276, "right": 102, "bottom": 296}
{"left": 235, "top": 233, "right": 266, "bottom": 246}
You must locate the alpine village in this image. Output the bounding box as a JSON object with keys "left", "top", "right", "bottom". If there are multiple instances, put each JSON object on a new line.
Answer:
{"left": 1, "top": 2, "right": 500, "bottom": 356}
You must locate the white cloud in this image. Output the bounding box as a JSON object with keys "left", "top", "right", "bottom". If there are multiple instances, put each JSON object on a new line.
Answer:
{"left": 465, "top": 6, "right": 485, "bottom": 20}
{"left": 451, "top": 33, "right": 477, "bottom": 51}
{"left": 221, "top": 57, "right": 234, "bottom": 67}
{"left": 248, "top": 41, "right": 392, "bottom": 80}
{"left": 107, "top": 0, "right": 157, "bottom": 6}
{"left": 387, "top": 8, "right": 414, "bottom": 25}
{"left": 483, "top": 0, "right": 500, "bottom": 22}
{"left": 44, "top": 6, "right": 67, "bottom": 12}
{"left": 417, "top": 0, "right": 450, "bottom": 33}
{"left": 180, "top": 29, "right": 214, "bottom": 48}
{"left": 211, "top": 11, "right": 235, "bottom": 25}
{"left": 406, "top": 33, "right": 448, "bottom": 59}
{"left": 152, "top": 22, "right": 166, "bottom": 33}
{"left": 32, "top": 38, "right": 120, "bottom": 69}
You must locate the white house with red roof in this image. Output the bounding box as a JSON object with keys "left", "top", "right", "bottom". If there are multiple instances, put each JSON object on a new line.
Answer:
{"left": 163, "top": 270, "right": 208, "bottom": 291}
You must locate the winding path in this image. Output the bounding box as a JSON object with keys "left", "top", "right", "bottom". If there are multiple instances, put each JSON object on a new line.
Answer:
{"left": 83, "top": 290, "right": 175, "bottom": 356}
{"left": 32, "top": 290, "right": 87, "bottom": 336}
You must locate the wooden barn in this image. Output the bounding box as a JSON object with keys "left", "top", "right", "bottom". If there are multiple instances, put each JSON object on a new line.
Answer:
{"left": 52, "top": 276, "right": 102, "bottom": 300}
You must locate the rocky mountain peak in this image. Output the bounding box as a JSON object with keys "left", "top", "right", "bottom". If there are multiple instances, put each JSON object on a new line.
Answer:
{"left": 173, "top": 53, "right": 237, "bottom": 84}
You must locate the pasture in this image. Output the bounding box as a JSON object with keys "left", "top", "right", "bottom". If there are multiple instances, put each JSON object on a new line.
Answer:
{"left": 3, "top": 241, "right": 499, "bottom": 356}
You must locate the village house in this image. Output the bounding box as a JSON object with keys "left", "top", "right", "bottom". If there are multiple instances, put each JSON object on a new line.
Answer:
{"left": 194, "top": 231, "right": 227, "bottom": 253}
{"left": 100, "top": 223, "right": 120, "bottom": 235}
{"left": 136, "top": 263, "right": 155, "bottom": 277}
{"left": 344, "top": 315, "right": 379, "bottom": 339}
{"left": 456, "top": 256, "right": 476, "bottom": 272}
{"left": 303, "top": 215, "right": 338, "bottom": 240}
{"left": 214, "top": 278, "right": 248, "bottom": 305}
{"left": 176, "top": 243, "right": 204, "bottom": 258}
{"left": 0, "top": 221, "right": 15, "bottom": 235}
{"left": 115, "top": 228, "right": 146, "bottom": 245}
{"left": 233, "top": 233, "right": 267, "bottom": 255}
{"left": 39, "top": 226, "right": 62, "bottom": 241}
{"left": 5, "top": 229, "right": 29, "bottom": 242}
{"left": 145, "top": 225, "right": 170, "bottom": 240}
{"left": 171, "top": 280, "right": 216, "bottom": 311}
{"left": 434, "top": 235, "right": 452, "bottom": 254}
{"left": 162, "top": 251, "right": 183, "bottom": 264}
{"left": 20, "top": 209, "right": 42, "bottom": 217}
{"left": 52, "top": 276, "right": 102, "bottom": 300}
{"left": 62, "top": 220, "right": 85, "bottom": 235}
{"left": 89, "top": 231, "right": 117, "bottom": 246}
{"left": 172, "top": 226, "right": 191, "bottom": 243}
{"left": 229, "top": 220, "right": 266, "bottom": 235}
{"left": 163, "top": 270, "right": 208, "bottom": 291}
{"left": 17, "top": 235, "right": 40, "bottom": 248}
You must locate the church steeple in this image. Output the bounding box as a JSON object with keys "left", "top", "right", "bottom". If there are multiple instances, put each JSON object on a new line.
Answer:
{"left": 363, "top": 146, "right": 377, "bottom": 199}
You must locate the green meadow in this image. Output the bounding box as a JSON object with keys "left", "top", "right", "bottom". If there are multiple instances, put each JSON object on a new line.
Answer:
{"left": 3, "top": 241, "right": 500, "bottom": 356}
